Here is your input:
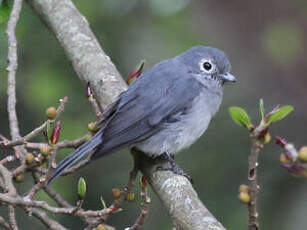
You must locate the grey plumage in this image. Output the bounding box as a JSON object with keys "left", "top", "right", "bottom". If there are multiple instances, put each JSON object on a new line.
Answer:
{"left": 48, "top": 46, "right": 236, "bottom": 184}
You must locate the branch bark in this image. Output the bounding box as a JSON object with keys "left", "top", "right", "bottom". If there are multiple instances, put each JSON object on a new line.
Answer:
{"left": 27, "top": 0, "right": 226, "bottom": 229}
{"left": 27, "top": 0, "right": 127, "bottom": 110}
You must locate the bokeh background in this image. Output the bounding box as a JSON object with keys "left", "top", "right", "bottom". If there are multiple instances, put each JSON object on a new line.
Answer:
{"left": 1, "top": 0, "right": 307, "bottom": 229}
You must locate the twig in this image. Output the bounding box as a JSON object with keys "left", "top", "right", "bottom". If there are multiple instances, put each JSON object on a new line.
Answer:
{"left": 1, "top": 97, "right": 68, "bottom": 147}
{"left": 88, "top": 96, "right": 103, "bottom": 119}
{"left": 8, "top": 206, "right": 19, "bottom": 230}
{"left": 0, "top": 164, "right": 17, "bottom": 195}
{"left": 247, "top": 127, "right": 265, "bottom": 230}
{"left": 6, "top": 0, "right": 23, "bottom": 143}
{"left": 26, "top": 148, "right": 58, "bottom": 198}
{"left": 56, "top": 134, "right": 90, "bottom": 149}
{"left": 25, "top": 207, "right": 68, "bottom": 230}
{"left": 0, "top": 193, "right": 109, "bottom": 218}
{"left": 113, "top": 156, "right": 139, "bottom": 208}
{"left": 0, "top": 216, "right": 11, "bottom": 230}
{"left": 39, "top": 174, "right": 73, "bottom": 208}
{"left": 127, "top": 176, "right": 151, "bottom": 230}
{"left": 0, "top": 155, "right": 17, "bottom": 165}
{"left": 0, "top": 164, "right": 18, "bottom": 230}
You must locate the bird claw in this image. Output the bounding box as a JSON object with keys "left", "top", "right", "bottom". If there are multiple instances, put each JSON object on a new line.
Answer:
{"left": 155, "top": 152, "right": 193, "bottom": 184}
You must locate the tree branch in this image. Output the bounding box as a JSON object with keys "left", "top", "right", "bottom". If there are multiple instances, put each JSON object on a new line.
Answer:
{"left": 132, "top": 149, "right": 225, "bottom": 230}
{"left": 27, "top": 0, "right": 127, "bottom": 110}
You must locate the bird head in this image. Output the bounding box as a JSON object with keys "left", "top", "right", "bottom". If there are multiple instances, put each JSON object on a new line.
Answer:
{"left": 178, "top": 46, "right": 236, "bottom": 88}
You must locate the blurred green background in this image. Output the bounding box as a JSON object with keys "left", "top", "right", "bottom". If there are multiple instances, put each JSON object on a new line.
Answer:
{"left": 1, "top": 0, "right": 307, "bottom": 229}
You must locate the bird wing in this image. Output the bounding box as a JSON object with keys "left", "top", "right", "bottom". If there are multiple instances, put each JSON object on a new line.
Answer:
{"left": 91, "top": 62, "right": 202, "bottom": 159}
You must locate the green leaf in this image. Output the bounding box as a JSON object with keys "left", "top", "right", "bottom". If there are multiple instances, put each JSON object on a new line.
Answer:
{"left": 259, "top": 99, "right": 265, "bottom": 121}
{"left": 229, "top": 107, "right": 251, "bottom": 129}
{"left": 0, "top": 0, "right": 11, "bottom": 24}
{"left": 100, "top": 196, "right": 107, "bottom": 209}
{"left": 77, "top": 177, "right": 87, "bottom": 199}
{"left": 267, "top": 105, "right": 294, "bottom": 124}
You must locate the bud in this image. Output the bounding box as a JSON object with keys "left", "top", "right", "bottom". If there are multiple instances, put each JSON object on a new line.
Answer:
{"left": 280, "top": 153, "right": 290, "bottom": 164}
{"left": 96, "top": 224, "right": 105, "bottom": 230}
{"left": 139, "top": 176, "right": 147, "bottom": 189}
{"left": 26, "top": 153, "right": 35, "bottom": 164}
{"left": 77, "top": 177, "right": 87, "bottom": 199}
{"left": 275, "top": 136, "right": 287, "bottom": 148}
{"left": 258, "top": 127, "right": 268, "bottom": 141}
{"left": 40, "top": 145, "right": 51, "bottom": 156}
{"left": 238, "top": 192, "right": 250, "bottom": 204}
{"left": 127, "top": 59, "right": 145, "bottom": 85}
{"left": 298, "top": 146, "right": 307, "bottom": 162}
{"left": 86, "top": 82, "right": 93, "bottom": 99}
{"left": 14, "top": 174, "right": 25, "bottom": 183}
{"left": 263, "top": 133, "right": 271, "bottom": 144}
{"left": 88, "top": 122, "right": 99, "bottom": 132}
{"left": 112, "top": 188, "right": 121, "bottom": 199}
{"left": 51, "top": 121, "right": 61, "bottom": 145}
{"left": 238, "top": 184, "right": 249, "bottom": 193}
{"left": 108, "top": 206, "right": 122, "bottom": 214}
{"left": 126, "top": 192, "right": 136, "bottom": 202}
{"left": 45, "top": 107, "right": 57, "bottom": 120}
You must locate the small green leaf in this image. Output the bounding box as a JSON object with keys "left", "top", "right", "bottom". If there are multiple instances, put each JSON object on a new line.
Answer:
{"left": 259, "top": 99, "right": 265, "bottom": 121}
{"left": 77, "top": 177, "right": 87, "bottom": 199}
{"left": 229, "top": 107, "right": 251, "bottom": 129}
{"left": 267, "top": 105, "right": 294, "bottom": 124}
{"left": 100, "top": 196, "right": 107, "bottom": 209}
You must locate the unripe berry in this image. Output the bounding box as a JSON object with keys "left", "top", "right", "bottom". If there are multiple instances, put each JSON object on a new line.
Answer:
{"left": 26, "top": 153, "right": 35, "bottom": 164}
{"left": 263, "top": 133, "right": 271, "bottom": 144}
{"left": 96, "top": 224, "right": 105, "bottom": 230}
{"left": 238, "top": 192, "right": 250, "bottom": 204}
{"left": 126, "top": 192, "right": 136, "bottom": 202}
{"left": 298, "top": 146, "right": 307, "bottom": 162}
{"left": 239, "top": 184, "right": 249, "bottom": 193}
{"left": 45, "top": 107, "right": 57, "bottom": 119}
{"left": 280, "top": 153, "right": 290, "bottom": 164}
{"left": 40, "top": 145, "right": 51, "bottom": 156}
{"left": 112, "top": 188, "right": 121, "bottom": 199}
{"left": 14, "top": 174, "right": 25, "bottom": 183}
{"left": 88, "top": 122, "right": 99, "bottom": 132}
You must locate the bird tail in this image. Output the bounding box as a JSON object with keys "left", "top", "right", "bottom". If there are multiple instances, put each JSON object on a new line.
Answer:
{"left": 47, "top": 130, "right": 103, "bottom": 185}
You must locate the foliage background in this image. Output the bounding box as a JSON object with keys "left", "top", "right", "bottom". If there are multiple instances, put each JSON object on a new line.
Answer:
{"left": 0, "top": 0, "right": 307, "bottom": 229}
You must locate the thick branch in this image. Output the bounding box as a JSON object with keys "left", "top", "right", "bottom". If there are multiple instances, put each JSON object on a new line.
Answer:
{"left": 27, "top": 0, "right": 127, "bottom": 110}
{"left": 132, "top": 149, "right": 225, "bottom": 230}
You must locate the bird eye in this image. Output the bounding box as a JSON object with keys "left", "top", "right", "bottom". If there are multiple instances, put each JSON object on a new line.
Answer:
{"left": 200, "top": 59, "right": 215, "bottom": 73}
{"left": 203, "top": 62, "right": 212, "bottom": 71}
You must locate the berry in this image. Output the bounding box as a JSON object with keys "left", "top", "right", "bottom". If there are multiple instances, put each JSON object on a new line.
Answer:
{"left": 45, "top": 107, "right": 57, "bottom": 119}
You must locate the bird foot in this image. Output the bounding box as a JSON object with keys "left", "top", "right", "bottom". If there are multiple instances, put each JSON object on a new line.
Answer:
{"left": 156, "top": 152, "right": 193, "bottom": 183}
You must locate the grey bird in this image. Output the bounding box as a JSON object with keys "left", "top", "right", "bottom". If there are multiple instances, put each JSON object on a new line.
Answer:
{"left": 48, "top": 46, "right": 236, "bottom": 184}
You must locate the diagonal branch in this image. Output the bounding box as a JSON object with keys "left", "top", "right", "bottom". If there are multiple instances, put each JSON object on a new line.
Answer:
{"left": 27, "top": 0, "right": 127, "bottom": 110}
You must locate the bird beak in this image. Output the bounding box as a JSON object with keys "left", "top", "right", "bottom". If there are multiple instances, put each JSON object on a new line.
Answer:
{"left": 221, "top": 73, "right": 237, "bottom": 82}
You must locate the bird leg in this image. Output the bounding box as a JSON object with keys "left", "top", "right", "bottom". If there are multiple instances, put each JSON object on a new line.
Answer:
{"left": 156, "top": 152, "right": 193, "bottom": 183}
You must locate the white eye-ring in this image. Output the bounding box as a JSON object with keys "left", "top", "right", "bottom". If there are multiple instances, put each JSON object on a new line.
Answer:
{"left": 199, "top": 59, "right": 215, "bottom": 73}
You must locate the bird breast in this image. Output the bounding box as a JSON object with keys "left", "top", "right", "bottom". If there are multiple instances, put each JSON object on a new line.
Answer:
{"left": 135, "top": 90, "right": 222, "bottom": 157}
